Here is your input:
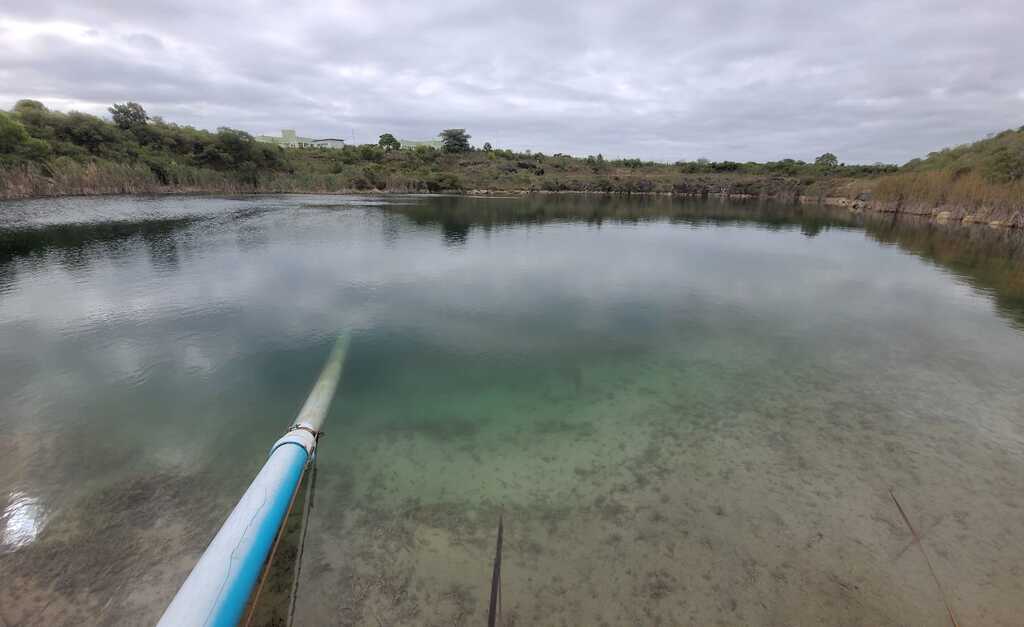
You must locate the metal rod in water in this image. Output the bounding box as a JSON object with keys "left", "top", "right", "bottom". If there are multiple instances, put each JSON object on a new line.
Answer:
{"left": 889, "top": 489, "right": 959, "bottom": 627}
{"left": 487, "top": 515, "right": 504, "bottom": 627}
{"left": 158, "top": 334, "right": 349, "bottom": 627}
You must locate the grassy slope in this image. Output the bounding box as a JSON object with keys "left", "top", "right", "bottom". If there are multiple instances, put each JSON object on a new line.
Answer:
{"left": 871, "top": 127, "right": 1024, "bottom": 224}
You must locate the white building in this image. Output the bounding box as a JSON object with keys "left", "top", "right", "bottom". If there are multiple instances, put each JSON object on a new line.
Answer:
{"left": 255, "top": 129, "right": 345, "bottom": 149}
{"left": 310, "top": 138, "right": 346, "bottom": 149}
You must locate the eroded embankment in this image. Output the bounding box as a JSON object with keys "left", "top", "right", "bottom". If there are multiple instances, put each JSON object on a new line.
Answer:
{"left": 809, "top": 195, "right": 1024, "bottom": 229}
{"left": 3, "top": 167, "right": 1023, "bottom": 229}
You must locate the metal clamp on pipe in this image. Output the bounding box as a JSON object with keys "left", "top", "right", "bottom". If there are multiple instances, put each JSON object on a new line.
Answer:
{"left": 271, "top": 427, "right": 318, "bottom": 458}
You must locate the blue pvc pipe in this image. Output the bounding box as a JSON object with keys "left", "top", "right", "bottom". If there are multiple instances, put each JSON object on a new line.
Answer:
{"left": 210, "top": 443, "right": 306, "bottom": 626}
{"left": 157, "top": 442, "right": 308, "bottom": 626}
{"left": 160, "top": 335, "right": 349, "bottom": 626}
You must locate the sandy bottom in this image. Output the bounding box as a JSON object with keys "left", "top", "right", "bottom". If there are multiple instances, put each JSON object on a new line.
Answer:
{"left": 2, "top": 325, "right": 1023, "bottom": 626}
{"left": 286, "top": 342, "right": 1024, "bottom": 626}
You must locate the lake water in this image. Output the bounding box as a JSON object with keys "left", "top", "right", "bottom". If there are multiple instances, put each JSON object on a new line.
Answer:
{"left": 1, "top": 194, "right": 1023, "bottom": 626}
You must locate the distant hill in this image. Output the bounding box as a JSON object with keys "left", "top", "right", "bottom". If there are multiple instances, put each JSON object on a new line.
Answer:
{"left": 1, "top": 98, "right": 1022, "bottom": 227}
{"left": 0, "top": 99, "right": 892, "bottom": 200}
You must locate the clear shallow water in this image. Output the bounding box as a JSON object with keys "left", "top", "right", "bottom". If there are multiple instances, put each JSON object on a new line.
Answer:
{"left": 1, "top": 194, "right": 1023, "bottom": 625}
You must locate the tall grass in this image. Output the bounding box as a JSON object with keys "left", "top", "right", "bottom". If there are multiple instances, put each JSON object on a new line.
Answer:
{"left": 874, "top": 170, "right": 1024, "bottom": 221}
{"left": 1, "top": 160, "right": 157, "bottom": 198}
{"left": 0, "top": 159, "right": 271, "bottom": 199}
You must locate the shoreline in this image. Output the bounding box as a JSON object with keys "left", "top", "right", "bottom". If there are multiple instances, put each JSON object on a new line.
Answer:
{"left": 2, "top": 185, "right": 1021, "bottom": 230}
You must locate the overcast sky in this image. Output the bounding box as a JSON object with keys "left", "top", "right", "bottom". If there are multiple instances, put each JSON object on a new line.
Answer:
{"left": 1, "top": 0, "right": 1021, "bottom": 163}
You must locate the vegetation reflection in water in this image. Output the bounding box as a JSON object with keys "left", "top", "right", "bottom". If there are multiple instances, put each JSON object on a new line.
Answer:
{"left": 0, "top": 194, "right": 1022, "bottom": 626}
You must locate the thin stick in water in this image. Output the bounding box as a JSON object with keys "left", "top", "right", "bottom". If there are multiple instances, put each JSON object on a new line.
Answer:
{"left": 889, "top": 488, "right": 960, "bottom": 627}
{"left": 487, "top": 515, "right": 504, "bottom": 627}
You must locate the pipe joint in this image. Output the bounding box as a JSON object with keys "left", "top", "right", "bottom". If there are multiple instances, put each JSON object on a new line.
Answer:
{"left": 270, "top": 428, "right": 317, "bottom": 458}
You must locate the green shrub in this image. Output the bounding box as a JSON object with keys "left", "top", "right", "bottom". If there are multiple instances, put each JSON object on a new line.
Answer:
{"left": 0, "top": 111, "right": 50, "bottom": 164}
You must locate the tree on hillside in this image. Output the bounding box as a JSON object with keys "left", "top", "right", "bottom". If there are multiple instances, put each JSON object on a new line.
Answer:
{"left": 378, "top": 133, "right": 401, "bottom": 152}
{"left": 0, "top": 113, "right": 27, "bottom": 154}
{"left": 815, "top": 152, "right": 838, "bottom": 171}
{"left": 439, "top": 128, "right": 471, "bottom": 153}
{"left": 12, "top": 100, "right": 57, "bottom": 139}
{"left": 109, "top": 102, "right": 149, "bottom": 130}
{"left": 0, "top": 112, "right": 49, "bottom": 163}
{"left": 482, "top": 142, "right": 492, "bottom": 152}
{"left": 62, "top": 112, "right": 123, "bottom": 155}
{"left": 13, "top": 99, "right": 48, "bottom": 120}
{"left": 983, "top": 145, "right": 1024, "bottom": 183}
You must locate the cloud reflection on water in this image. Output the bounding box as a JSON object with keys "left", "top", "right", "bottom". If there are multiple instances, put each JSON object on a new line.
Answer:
{"left": 0, "top": 491, "right": 45, "bottom": 552}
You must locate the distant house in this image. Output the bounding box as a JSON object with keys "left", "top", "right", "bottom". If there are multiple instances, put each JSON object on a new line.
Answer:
{"left": 255, "top": 129, "right": 345, "bottom": 149}
{"left": 310, "top": 138, "right": 346, "bottom": 149}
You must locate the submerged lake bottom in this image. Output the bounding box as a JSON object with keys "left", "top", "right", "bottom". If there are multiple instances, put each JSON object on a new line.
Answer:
{"left": 1, "top": 194, "right": 1023, "bottom": 625}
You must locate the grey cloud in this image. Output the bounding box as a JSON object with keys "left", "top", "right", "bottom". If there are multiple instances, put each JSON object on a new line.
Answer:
{"left": 120, "top": 32, "right": 164, "bottom": 50}
{"left": 1, "top": 0, "right": 1022, "bottom": 163}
